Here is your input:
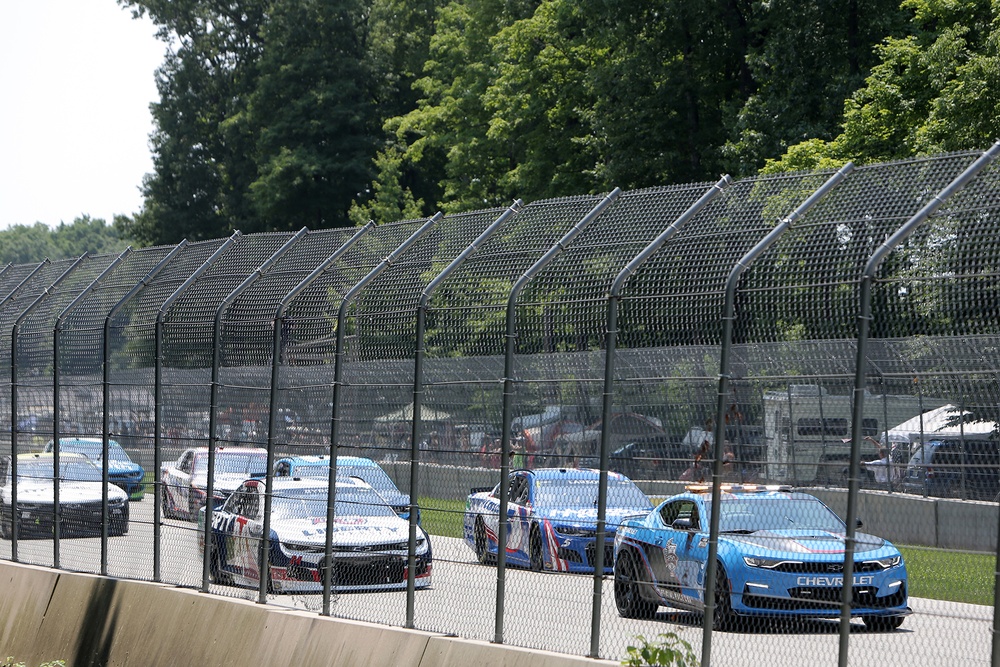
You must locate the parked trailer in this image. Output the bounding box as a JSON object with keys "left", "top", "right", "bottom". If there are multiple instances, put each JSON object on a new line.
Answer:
{"left": 763, "top": 384, "right": 945, "bottom": 484}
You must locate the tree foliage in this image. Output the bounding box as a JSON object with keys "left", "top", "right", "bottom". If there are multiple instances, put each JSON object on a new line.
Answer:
{"left": 765, "top": 0, "right": 1000, "bottom": 172}
{"left": 0, "top": 217, "right": 130, "bottom": 265}
{"left": 107, "top": 0, "right": 1000, "bottom": 242}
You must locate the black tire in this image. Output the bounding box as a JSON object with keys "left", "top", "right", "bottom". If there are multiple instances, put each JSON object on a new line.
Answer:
{"left": 110, "top": 503, "right": 129, "bottom": 536}
{"left": 614, "top": 549, "right": 656, "bottom": 619}
{"left": 160, "top": 484, "right": 174, "bottom": 519}
{"left": 529, "top": 526, "right": 544, "bottom": 572}
{"left": 863, "top": 615, "right": 904, "bottom": 631}
{"left": 208, "top": 540, "right": 232, "bottom": 586}
{"left": 0, "top": 503, "right": 10, "bottom": 540}
{"left": 712, "top": 563, "right": 735, "bottom": 632}
{"left": 474, "top": 518, "right": 492, "bottom": 565}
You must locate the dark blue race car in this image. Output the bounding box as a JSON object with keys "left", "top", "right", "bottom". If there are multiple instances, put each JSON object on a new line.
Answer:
{"left": 463, "top": 468, "right": 652, "bottom": 573}
{"left": 613, "top": 484, "right": 910, "bottom": 631}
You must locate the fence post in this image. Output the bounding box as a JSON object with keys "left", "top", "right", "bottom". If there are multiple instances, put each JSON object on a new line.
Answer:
{"left": 247, "top": 222, "right": 376, "bottom": 605}
{"left": 102, "top": 241, "right": 188, "bottom": 581}
{"left": 590, "top": 176, "right": 732, "bottom": 656}
{"left": 698, "top": 164, "right": 854, "bottom": 666}
{"left": 11, "top": 256, "right": 88, "bottom": 562}
{"left": 494, "top": 188, "right": 621, "bottom": 644}
{"left": 314, "top": 214, "right": 441, "bottom": 613}
{"left": 199, "top": 228, "right": 308, "bottom": 592}
{"left": 842, "top": 141, "right": 1000, "bottom": 667}
{"left": 406, "top": 201, "right": 523, "bottom": 627}
{"left": 2, "top": 260, "right": 47, "bottom": 561}
{"left": 154, "top": 232, "right": 240, "bottom": 576}
{"left": 53, "top": 249, "right": 132, "bottom": 569}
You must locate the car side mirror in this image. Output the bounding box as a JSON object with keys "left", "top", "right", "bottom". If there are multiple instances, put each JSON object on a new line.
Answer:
{"left": 672, "top": 517, "right": 693, "bottom": 531}
{"left": 856, "top": 518, "right": 864, "bottom": 529}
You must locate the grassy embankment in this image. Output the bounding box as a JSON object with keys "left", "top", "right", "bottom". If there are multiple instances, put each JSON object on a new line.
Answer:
{"left": 418, "top": 497, "right": 995, "bottom": 606}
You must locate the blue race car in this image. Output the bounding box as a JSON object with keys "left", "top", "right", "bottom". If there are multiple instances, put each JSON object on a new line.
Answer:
{"left": 272, "top": 454, "right": 416, "bottom": 522}
{"left": 613, "top": 484, "right": 909, "bottom": 631}
{"left": 45, "top": 437, "right": 146, "bottom": 500}
{"left": 463, "top": 468, "right": 652, "bottom": 573}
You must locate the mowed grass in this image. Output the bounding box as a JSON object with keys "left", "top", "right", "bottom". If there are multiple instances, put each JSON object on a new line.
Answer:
{"left": 418, "top": 497, "right": 467, "bottom": 539}
{"left": 416, "top": 498, "right": 997, "bottom": 607}
{"left": 899, "top": 545, "right": 995, "bottom": 606}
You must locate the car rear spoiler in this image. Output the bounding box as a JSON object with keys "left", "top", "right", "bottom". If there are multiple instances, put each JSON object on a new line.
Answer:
{"left": 470, "top": 486, "right": 493, "bottom": 495}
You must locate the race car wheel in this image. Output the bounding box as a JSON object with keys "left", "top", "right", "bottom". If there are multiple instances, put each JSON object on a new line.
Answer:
{"left": 614, "top": 549, "right": 656, "bottom": 619}
{"left": 160, "top": 484, "right": 174, "bottom": 519}
{"left": 0, "top": 503, "right": 10, "bottom": 540}
{"left": 862, "top": 615, "right": 904, "bottom": 631}
{"left": 474, "top": 517, "right": 492, "bottom": 564}
{"left": 208, "top": 542, "right": 232, "bottom": 586}
{"left": 529, "top": 526, "right": 544, "bottom": 572}
{"left": 712, "top": 563, "right": 734, "bottom": 632}
{"left": 110, "top": 504, "right": 129, "bottom": 536}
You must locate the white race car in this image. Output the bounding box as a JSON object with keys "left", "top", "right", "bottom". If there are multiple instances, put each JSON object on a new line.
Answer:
{"left": 198, "top": 476, "right": 432, "bottom": 592}
{"left": 0, "top": 452, "right": 129, "bottom": 538}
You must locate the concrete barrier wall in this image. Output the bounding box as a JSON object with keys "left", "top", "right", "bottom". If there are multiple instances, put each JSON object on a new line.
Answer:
{"left": 0, "top": 561, "right": 616, "bottom": 667}
{"left": 380, "top": 463, "right": 997, "bottom": 551}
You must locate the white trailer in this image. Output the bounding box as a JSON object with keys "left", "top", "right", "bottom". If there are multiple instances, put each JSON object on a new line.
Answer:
{"left": 763, "top": 384, "right": 944, "bottom": 484}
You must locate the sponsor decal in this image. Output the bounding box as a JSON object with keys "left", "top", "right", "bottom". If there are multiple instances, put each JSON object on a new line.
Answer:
{"left": 796, "top": 575, "right": 875, "bottom": 586}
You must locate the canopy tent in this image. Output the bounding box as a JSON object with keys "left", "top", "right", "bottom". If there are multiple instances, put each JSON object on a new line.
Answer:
{"left": 887, "top": 404, "right": 996, "bottom": 442}
{"left": 374, "top": 403, "right": 452, "bottom": 423}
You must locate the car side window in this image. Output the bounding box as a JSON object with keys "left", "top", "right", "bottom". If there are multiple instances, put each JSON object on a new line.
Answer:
{"left": 933, "top": 444, "right": 962, "bottom": 466}
{"left": 275, "top": 461, "right": 291, "bottom": 477}
{"left": 659, "top": 500, "right": 681, "bottom": 526}
{"left": 509, "top": 475, "right": 529, "bottom": 504}
{"left": 0, "top": 457, "right": 7, "bottom": 484}
{"left": 660, "top": 500, "right": 696, "bottom": 529}
{"left": 243, "top": 485, "right": 261, "bottom": 518}
{"left": 179, "top": 452, "right": 194, "bottom": 474}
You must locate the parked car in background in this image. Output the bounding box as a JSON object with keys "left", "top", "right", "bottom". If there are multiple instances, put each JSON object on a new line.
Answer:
{"left": 613, "top": 484, "right": 909, "bottom": 631}
{"left": 463, "top": 467, "right": 653, "bottom": 573}
{"left": 901, "top": 438, "right": 1000, "bottom": 501}
{"left": 44, "top": 437, "right": 146, "bottom": 500}
{"left": 161, "top": 446, "right": 268, "bottom": 520}
{"left": 272, "top": 454, "right": 416, "bottom": 522}
{"left": 198, "top": 476, "right": 432, "bottom": 592}
{"left": 0, "top": 453, "right": 129, "bottom": 538}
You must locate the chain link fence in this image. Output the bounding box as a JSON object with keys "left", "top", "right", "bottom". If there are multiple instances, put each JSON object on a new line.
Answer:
{"left": 1, "top": 149, "right": 999, "bottom": 666}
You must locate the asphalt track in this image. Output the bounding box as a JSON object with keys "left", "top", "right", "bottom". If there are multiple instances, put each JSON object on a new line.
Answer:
{"left": 0, "top": 501, "right": 991, "bottom": 666}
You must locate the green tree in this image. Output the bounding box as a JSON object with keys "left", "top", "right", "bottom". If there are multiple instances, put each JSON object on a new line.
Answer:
{"left": 0, "top": 217, "right": 129, "bottom": 265}
{"left": 245, "top": 0, "right": 379, "bottom": 229}
{"left": 764, "top": 0, "right": 1000, "bottom": 171}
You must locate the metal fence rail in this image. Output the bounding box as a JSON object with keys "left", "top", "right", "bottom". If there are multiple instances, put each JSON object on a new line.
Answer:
{"left": 1, "top": 150, "right": 998, "bottom": 667}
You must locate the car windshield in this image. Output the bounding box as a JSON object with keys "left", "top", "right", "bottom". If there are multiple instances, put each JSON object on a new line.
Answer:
{"left": 533, "top": 477, "right": 652, "bottom": 509}
{"left": 286, "top": 463, "right": 403, "bottom": 496}
{"left": 710, "top": 497, "right": 845, "bottom": 533}
{"left": 17, "top": 460, "right": 102, "bottom": 483}
{"left": 60, "top": 441, "right": 132, "bottom": 462}
{"left": 271, "top": 486, "right": 396, "bottom": 521}
{"left": 195, "top": 452, "right": 267, "bottom": 476}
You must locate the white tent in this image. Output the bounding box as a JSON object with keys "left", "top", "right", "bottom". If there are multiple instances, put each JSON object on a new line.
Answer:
{"left": 374, "top": 403, "right": 452, "bottom": 423}
{"left": 887, "top": 404, "right": 995, "bottom": 442}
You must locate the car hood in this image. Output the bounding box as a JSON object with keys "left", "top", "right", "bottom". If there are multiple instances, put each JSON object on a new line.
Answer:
{"left": 274, "top": 514, "right": 420, "bottom": 547}
{"left": 8, "top": 480, "right": 128, "bottom": 504}
{"left": 102, "top": 461, "right": 144, "bottom": 476}
{"left": 723, "top": 529, "right": 888, "bottom": 555}
{"left": 538, "top": 506, "right": 650, "bottom": 529}
{"left": 191, "top": 473, "right": 253, "bottom": 493}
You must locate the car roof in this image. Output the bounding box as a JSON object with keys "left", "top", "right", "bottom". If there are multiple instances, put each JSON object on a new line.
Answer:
{"left": 56, "top": 437, "right": 124, "bottom": 447}
{"left": 255, "top": 476, "right": 363, "bottom": 492}
{"left": 188, "top": 446, "right": 268, "bottom": 455}
{"left": 277, "top": 455, "right": 378, "bottom": 467}
{"left": 679, "top": 484, "right": 805, "bottom": 501}
{"left": 523, "top": 467, "right": 618, "bottom": 481}
{"left": 18, "top": 452, "right": 92, "bottom": 463}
